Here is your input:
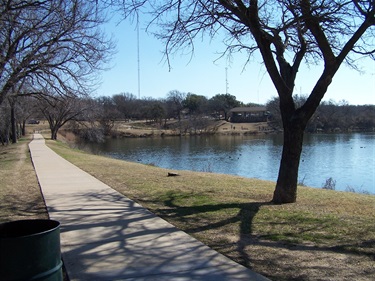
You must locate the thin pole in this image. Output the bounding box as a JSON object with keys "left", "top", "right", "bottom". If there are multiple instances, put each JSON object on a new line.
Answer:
{"left": 137, "top": 14, "right": 141, "bottom": 99}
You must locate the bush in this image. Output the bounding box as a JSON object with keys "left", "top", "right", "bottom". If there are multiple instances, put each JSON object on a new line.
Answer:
{"left": 322, "top": 177, "right": 336, "bottom": 190}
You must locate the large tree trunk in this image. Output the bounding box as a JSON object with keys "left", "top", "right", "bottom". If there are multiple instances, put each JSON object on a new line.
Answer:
{"left": 10, "top": 104, "right": 17, "bottom": 144}
{"left": 51, "top": 129, "right": 58, "bottom": 140}
{"left": 50, "top": 124, "right": 59, "bottom": 140}
{"left": 272, "top": 121, "right": 306, "bottom": 204}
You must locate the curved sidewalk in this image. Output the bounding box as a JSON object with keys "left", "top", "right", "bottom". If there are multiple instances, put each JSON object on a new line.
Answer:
{"left": 29, "top": 134, "right": 269, "bottom": 281}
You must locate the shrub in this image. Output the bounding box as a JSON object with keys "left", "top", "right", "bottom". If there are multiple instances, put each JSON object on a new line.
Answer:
{"left": 322, "top": 177, "right": 336, "bottom": 190}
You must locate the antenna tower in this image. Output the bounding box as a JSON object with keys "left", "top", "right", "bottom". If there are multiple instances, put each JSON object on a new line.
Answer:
{"left": 137, "top": 14, "right": 141, "bottom": 99}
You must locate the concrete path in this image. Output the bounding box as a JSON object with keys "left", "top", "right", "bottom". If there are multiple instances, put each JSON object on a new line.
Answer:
{"left": 29, "top": 134, "right": 269, "bottom": 281}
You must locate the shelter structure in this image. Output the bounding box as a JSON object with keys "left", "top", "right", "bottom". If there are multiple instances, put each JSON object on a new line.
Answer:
{"left": 228, "top": 107, "right": 269, "bottom": 123}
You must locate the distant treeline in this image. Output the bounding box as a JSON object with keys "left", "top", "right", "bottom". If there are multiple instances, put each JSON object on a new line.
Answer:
{"left": 0, "top": 92, "right": 250, "bottom": 143}
{"left": 1, "top": 91, "right": 374, "bottom": 144}
{"left": 266, "top": 96, "right": 375, "bottom": 133}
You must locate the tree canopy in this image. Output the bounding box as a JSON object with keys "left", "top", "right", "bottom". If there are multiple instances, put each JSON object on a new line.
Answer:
{"left": 209, "top": 94, "right": 241, "bottom": 120}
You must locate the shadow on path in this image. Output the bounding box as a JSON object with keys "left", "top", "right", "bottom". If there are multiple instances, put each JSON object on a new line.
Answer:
{"left": 48, "top": 189, "right": 265, "bottom": 280}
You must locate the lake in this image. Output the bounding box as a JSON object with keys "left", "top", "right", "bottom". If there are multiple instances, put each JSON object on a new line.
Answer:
{"left": 80, "top": 133, "right": 375, "bottom": 194}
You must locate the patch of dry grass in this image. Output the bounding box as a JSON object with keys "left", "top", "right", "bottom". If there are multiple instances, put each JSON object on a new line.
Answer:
{"left": 47, "top": 139, "right": 375, "bottom": 281}
{"left": 0, "top": 137, "right": 48, "bottom": 223}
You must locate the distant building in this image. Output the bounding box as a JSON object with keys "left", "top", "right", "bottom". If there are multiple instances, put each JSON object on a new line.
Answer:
{"left": 228, "top": 107, "right": 269, "bottom": 123}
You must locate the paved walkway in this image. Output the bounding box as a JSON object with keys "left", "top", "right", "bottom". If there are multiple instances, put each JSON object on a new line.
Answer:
{"left": 29, "top": 134, "right": 269, "bottom": 281}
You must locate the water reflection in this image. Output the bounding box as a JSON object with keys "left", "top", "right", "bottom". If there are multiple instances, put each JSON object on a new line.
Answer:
{"left": 80, "top": 133, "right": 374, "bottom": 194}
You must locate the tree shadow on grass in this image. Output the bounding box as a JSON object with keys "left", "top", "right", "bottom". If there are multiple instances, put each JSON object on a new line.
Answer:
{"left": 148, "top": 192, "right": 375, "bottom": 279}
{"left": 0, "top": 193, "right": 48, "bottom": 222}
{"left": 41, "top": 187, "right": 374, "bottom": 281}
{"left": 152, "top": 193, "right": 273, "bottom": 268}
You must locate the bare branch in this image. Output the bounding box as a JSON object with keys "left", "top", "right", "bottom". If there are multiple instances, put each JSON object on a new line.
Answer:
{"left": 0, "top": 0, "right": 114, "bottom": 105}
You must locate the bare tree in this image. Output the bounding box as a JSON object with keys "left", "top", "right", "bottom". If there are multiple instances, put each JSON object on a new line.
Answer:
{"left": 15, "top": 96, "right": 39, "bottom": 137}
{"left": 96, "top": 96, "right": 120, "bottom": 135}
{"left": 166, "top": 90, "right": 186, "bottom": 121}
{"left": 36, "top": 95, "right": 88, "bottom": 140}
{"left": 6, "top": 85, "right": 41, "bottom": 143}
{"left": 0, "top": 0, "right": 114, "bottom": 105}
{"left": 114, "top": 0, "right": 375, "bottom": 203}
{"left": 112, "top": 92, "right": 138, "bottom": 120}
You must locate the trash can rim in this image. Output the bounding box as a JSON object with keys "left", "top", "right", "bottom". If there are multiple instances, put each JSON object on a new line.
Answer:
{"left": 0, "top": 219, "right": 60, "bottom": 238}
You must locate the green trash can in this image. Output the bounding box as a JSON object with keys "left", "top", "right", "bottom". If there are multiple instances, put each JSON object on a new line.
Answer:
{"left": 0, "top": 219, "right": 63, "bottom": 281}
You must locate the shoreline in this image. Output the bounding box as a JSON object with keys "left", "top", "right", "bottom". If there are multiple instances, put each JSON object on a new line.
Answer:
{"left": 73, "top": 119, "right": 373, "bottom": 140}
{"left": 107, "top": 120, "right": 278, "bottom": 138}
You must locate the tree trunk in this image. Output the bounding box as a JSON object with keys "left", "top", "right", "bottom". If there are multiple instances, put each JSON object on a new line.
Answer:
{"left": 50, "top": 126, "right": 59, "bottom": 140}
{"left": 10, "top": 104, "right": 17, "bottom": 144}
{"left": 51, "top": 130, "right": 58, "bottom": 140}
{"left": 272, "top": 121, "right": 305, "bottom": 203}
{"left": 21, "top": 120, "right": 26, "bottom": 136}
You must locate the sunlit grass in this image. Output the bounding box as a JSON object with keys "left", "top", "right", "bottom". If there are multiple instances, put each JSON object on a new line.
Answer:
{"left": 0, "top": 137, "right": 48, "bottom": 222}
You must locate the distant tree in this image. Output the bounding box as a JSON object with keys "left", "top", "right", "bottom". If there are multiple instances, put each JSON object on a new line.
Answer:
{"left": 267, "top": 95, "right": 308, "bottom": 130}
{"left": 114, "top": 0, "right": 375, "bottom": 203}
{"left": 356, "top": 105, "right": 375, "bottom": 131}
{"left": 181, "top": 93, "right": 210, "bottom": 133}
{"left": 112, "top": 93, "right": 138, "bottom": 120}
{"left": 244, "top": 102, "right": 263, "bottom": 107}
{"left": 266, "top": 97, "right": 282, "bottom": 129}
{"left": 209, "top": 93, "right": 241, "bottom": 120}
{"left": 15, "top": 96, "right": 39, "bottom": 137}
{"left": 0, "top": 0, "right": 113, "bottom": 106}
{"left": 72, "top": 98, "right": 106, "bottom": 142}
{"left": 165, "top": 90, "right": 186, "bottom": 121}
{"left": 183, "top": 93, "right": 208, "bottom": 115}
{"left": 36, "top": 95, "right": 89, "bottom": 140}
{"left": 268, "top": 98, "right": 375, "bottom": 133}
{"left": 96, "top": 96, "right": 120, "bottom": 135}
{"left": 147, "top": 102, "right": 166, "bottom": 125}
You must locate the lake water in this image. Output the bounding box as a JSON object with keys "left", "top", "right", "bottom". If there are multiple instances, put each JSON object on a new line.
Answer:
{"left": 81, "top": 133, "right": 375, "bottom": 194}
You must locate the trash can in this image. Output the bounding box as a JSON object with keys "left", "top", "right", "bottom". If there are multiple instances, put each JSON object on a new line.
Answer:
{"left": 0, "top": 219, "right": 62, "bottom": 281}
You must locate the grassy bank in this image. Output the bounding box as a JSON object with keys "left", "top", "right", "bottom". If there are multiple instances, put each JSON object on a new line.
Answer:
{"left": 0, "top": 136, "right": 48, "bottom": 223}
{"left": 46, "top": 139, "right": 375, "bottom": 281}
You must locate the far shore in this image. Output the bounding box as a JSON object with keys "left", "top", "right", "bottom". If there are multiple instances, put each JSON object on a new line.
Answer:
{"left": 107, "top": 120, "right": 277, "bottom": 138}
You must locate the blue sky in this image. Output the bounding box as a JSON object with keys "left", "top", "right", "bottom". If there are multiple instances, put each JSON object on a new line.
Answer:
{"left": 96, "top": 16, "right": 375, "bottom": 105}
